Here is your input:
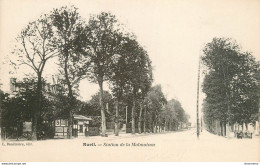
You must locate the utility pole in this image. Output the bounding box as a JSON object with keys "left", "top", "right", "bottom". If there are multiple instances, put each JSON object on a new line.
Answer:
{"left": 106, "top": 103, "right": 109, "bottom": 113}
{"left": 197, "top": 57, "right": 201, "bottom": 139}
{"left": 258, "top": 100, "right": 260, "bottom": 135}
{"left": 126, "top": 106, "right": 128, "bottom": 124}
{"left": 201, "top": 115, "right": 203, "bottom": 132}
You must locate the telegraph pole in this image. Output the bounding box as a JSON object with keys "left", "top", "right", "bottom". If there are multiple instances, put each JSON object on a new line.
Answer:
{"left": 126, "top": 106, "right": 128, "bottom": 124}
{"left": 196, "top": 57, "right": 201, "bottom": 139}
{"left": 201, "top": 115, "right": 203, "bottom": 132}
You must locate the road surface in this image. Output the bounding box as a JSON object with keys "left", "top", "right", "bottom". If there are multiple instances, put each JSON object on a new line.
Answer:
{"left": 1, "top": 128, "right": 259, "bottom": 162}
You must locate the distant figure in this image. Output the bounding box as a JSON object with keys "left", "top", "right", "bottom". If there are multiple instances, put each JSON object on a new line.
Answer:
{"left": 38, "top": 131, "right": 45, "bottom": 140}
{"left": 99, "top": 126, "right": 102, "bottom": 135}
{"left": 237, "top": 131, "right": 243, "bottom": 139}
{"left": 85, "top": 127, "right": 88, "bottom": 137}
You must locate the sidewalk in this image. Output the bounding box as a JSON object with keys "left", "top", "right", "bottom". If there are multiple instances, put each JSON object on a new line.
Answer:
{"left": 181, "top": 129, "right": 260, "bottom": 161}
{"left": 1, "top": 129, "right": 190, "bottom": 142}
{"left": 49, "top": 129, "right": 190, "bottom": 142}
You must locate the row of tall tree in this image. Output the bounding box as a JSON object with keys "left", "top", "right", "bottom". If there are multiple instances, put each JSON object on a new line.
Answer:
{"left": 9, "top": 5, "right": 188, "bottom": 140}
{"left": 201, "top": 38, "right": 260, "bottom": 136}
{"left": 78, "top": 84, "right": 190, "bottom": 134}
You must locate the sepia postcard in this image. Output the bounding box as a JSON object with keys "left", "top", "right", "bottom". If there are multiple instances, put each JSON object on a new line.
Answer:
{"left": 0, "top": 0, "right": 260, "bottom": 163}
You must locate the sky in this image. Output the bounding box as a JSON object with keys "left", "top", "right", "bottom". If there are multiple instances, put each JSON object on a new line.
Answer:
{"left": 1, "top": 0, "right": 260, "bottom": 124}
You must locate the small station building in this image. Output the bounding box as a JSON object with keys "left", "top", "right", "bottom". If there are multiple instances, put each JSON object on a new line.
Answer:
{"left": 54, "top": 115, "right": 92, "bottom": 138}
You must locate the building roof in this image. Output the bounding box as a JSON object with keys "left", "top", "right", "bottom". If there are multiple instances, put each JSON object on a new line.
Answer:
{"left": 73, "top": 115, "right": 92, "bottom": 121}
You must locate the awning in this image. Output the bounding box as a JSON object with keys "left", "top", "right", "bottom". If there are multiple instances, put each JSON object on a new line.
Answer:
{"left": 73, "top": 115, "right": 92, "bottom": 121}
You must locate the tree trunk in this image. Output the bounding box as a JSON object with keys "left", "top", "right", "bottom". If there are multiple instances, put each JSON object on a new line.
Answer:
{"left": 64, "top": 56, "right": 73, "bottom": 139}
{"left": 149, "top": 119, "right": 152, "bottom": 133}
{"left": 31, "top": 73, "right": 42, "bottom": 141}
{"left": 131, "top": 98, "right": 136, "bottom": 134}
{"left": 224, "top": 121, "right": 226, "bottom": 136}
{"left": 68, "top": 110, "right": 73, "bottom": 138}
{"left": 143, "top": 107, "right": 146, "bottom": 134}
{"left": 155, "top": 119, "right": 157, "bottom": 133}
{"left": 138, "top": 103, "right": 143, "bottom": 134}
{"left": 220, "top": 121, "right": 223, "bottom": 136}
{"left": 115, "top": 99, "right": 119, "bottom": 136}
{"left": 98, "top": 80, "right": 106, "bottom": 136}
{"left": 156, "top": 115, "right": 159, "bottom": 133}
{"left": 151, "top": 121, "right": 154, "bottom": 133}
{"left": 31, "top": 112, "right": 38, "bottom": 140}
{"left": 226, "top": 122, "right": 230, "bottom": 138}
